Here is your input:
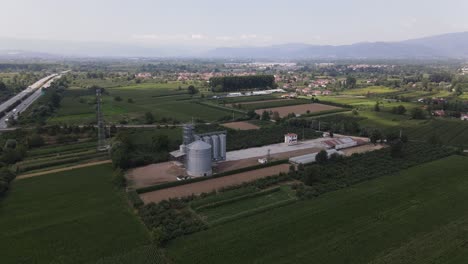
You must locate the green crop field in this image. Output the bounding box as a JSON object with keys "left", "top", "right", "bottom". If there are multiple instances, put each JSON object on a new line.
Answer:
{"left": 0, "top": 164, "right": 162, "bottom": 264}
{"left": 341, "top": 86, "right": 397, "bottom": 96}
{"left": 238, "top": 99, "right": 311, "bottom": 110}
{"left": 196, "top": 186, "right": 295, "bottom": 223}
{"left": 166, "top": 155, "right": 468, "bottom": 264}
{"left": 405, "top": 118, "right": 468, "bottom": 147}
{"left": 51, "top": 83, "right": 242, "bottom": 124}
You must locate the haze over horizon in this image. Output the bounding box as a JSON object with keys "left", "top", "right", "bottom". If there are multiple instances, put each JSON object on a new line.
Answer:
{"left": 2, "top": 0, "right": 468, "bottom": 49}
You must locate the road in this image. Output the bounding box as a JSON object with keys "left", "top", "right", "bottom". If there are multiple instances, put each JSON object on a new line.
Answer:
{"left": 0, "top": 72, "right": 64, "bottom": 128}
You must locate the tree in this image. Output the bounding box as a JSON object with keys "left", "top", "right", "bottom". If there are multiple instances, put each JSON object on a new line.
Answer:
{"left": 392, "top": 105, "right": 406, "bottom": 115}
{"left": 272, "top": 111, "right": 281, "bottom": 122}
{"left": 187, "top": 85, "right": 198, "bottom": 95}
{"left": 27, "top": 134, "right": 45, "bottom": 148}
{"left": 315, "top": 150, "right": 328, "bottom": 164}
{"left": 50, "top": 92, "right": 61, "bottom": 107}
{"left": 246, "top": 110, "right": 258, "bottom": 119}
{"left": 304, "top": 167, "right": 319, "bottom": 186}
{"left": 370, "top": 129, "right": 382, "bottom": 144}
{"left": 152, "top": 135, "right": 170, "bottom": 151}
{"left": 114, "top": 96, "right": 122, "bottom": 102}
{"left": 261, "top": 110, "right": 270, "bottom": 121}
{"left": 410, "top": 107, "right": 425, "bottom": 119}
{"left": 144, "top": 112, "right": 155, "bottom": 124}
{"left": 346, "top": 76, "right": 357, "bottom": 89}
{"left": 374, "top": 102, "right": 380, "bottom": 112}
{"left": 127, "top": 98, "right": 134, "bottom": 103}
{"left": 110, "top": 141, "right": 131, "bottom": 169}
{"left": 390, "top": 141, "right": 404, "bottom": 158}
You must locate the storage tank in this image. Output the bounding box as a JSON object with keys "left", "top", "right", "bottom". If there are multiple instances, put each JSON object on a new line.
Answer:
{"left": 183, "top": 124, "right": 194, "bottom": 145}
{"left": 219, "top": 133, "right": 226, "bottom": 160}
{"left": 203, "top": 136, "right": 212, "bottom": 147}
{"left": 186, "top": 140, "right": 212, "bottom": 177}
{"left": 211, "top": 135, "right": 219, "bottom": 160}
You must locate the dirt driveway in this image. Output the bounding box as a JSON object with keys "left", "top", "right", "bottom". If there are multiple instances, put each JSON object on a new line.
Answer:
{"left": 140, "top": 164, "right": 290, "bottom": 204}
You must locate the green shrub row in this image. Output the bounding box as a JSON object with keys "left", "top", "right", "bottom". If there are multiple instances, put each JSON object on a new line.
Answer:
{"left": 194, "top": 187, "right": 281, "bottom": 211}
{"left": 127, "top": 190, "right": 144, "bottom": 208}
{"left": 300, "top": 108, "right": 350, "bottom": 118}
{"left": 209, "top": 198, "right": 297, "bottom": 226}
{"left": 316, "top": 100, "right": 353, "bottom": 109}
{"left": 28, "top": 141, "right": 97, "bottom": 156}
{"left": 188, "top": 186, "right": 258, "bottom": 209}
{"left": 22, "top": 149, "right": 97, "bottom": 164}
{"left": 0, "top": 168, "right": 16, "bottom": 198}
{"left": 17, "top": 152, "right": 108, "bottom": 173}
{"left": 136, "top": 159, "right": 288, "bottom": 194}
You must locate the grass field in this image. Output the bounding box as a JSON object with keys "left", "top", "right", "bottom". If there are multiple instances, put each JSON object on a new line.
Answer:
{"left": 50, "top": 82, "right": 242, "bottom": 124}
{"left": 0, "top": 165, "right": 161, "bottom": 264}
{"left": 340, "top": 86, "right": 397, "bottom": 96}
{"left": 167, "top": 155, "right": 468, "bottom": 264}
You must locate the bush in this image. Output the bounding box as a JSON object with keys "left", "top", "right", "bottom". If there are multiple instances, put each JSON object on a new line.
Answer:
{"left": 27, "top": 134, "right": 45, "bottom": 148}
{"left": 315, "top": 150, "right": 328, "bottom": 164}
{"left": 113, "top": 168, "right": 126, "bottom": 188}
{"left": 127, "top": 190, "right": 144, "bottom": 208}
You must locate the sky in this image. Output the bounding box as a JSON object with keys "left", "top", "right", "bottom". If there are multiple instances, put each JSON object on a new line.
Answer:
{"left": 1, "top": 0, "right": 468, "bottom": 48}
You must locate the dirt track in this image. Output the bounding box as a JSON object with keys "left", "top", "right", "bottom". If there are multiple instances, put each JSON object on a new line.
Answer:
{"left": 16, "top": 160, "right": 112, "bottom": 180}
{"left": 221, "top": 121, "right": 260, "bottom": 130}
{"left": 126, "top": 161, "right": 184, "bottom": 188}
{"left": 140, "top": 164, "right": 290, "bottom": 204}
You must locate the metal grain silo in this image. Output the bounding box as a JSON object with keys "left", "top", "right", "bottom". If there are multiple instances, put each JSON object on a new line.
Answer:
{"left": 219, "top": 133, "right": 226, "bottom": 160}
{"left": 203, "top": 136, "right": 212, "bottom": 147}
{"left": 183, "top": 124, "right": 194, "bottom": 145}
{"left": 186, "top": 140, "right": 212, "bottom": 177}
{"left": 211, "top": 135, "right": 219, "bottom": 160}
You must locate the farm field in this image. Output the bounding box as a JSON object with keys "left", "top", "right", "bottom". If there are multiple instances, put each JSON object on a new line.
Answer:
{"left": 221, "top": 121, "right": 260, "bottom": 130}
{"left": 196, "top": 186, "right": 295, "bottom": 223}
{"left": 340, "top": 86, "right": 397, "bottom": 96}
{"left": 240, "top": 98, "right": 310, "bottom": 110}
{"left": 50, "top": 82, "right": 242, "bottom": 124}
{"left": 167, "top": 155, "right": 468, "bottom": 264}
{"left": 0, "top": 164, "right": 161, "bottom": 264}
{"left": 255, "top": 103, "right": 340, "bottom": 117}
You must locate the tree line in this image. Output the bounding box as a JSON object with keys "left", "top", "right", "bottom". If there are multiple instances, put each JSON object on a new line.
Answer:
{"left": 209, "top": 75, "right": 275, "bottom": 92}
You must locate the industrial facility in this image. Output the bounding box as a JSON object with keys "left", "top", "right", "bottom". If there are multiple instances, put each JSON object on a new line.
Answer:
{"left": 170, "top": 124, "right": 227, "bottom": 177}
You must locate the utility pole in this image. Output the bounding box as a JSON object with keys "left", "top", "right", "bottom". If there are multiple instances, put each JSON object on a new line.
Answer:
{"left": 96, "top": 88, "right": 108, "bottom": 151}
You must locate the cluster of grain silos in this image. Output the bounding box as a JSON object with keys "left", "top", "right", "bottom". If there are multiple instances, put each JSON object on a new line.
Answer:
{"left": 199, "top": 134, "right": 226, "bottom": 161}
{"left": 176, "top": 124, "right": 227, "bottom": 177}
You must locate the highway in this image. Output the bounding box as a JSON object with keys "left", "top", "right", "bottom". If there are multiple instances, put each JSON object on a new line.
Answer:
{"left": 0, "top": 73, "right": 64, "bottom": 128}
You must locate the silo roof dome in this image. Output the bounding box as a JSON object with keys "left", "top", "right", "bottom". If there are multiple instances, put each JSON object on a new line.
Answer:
{"left": 188, "top": 140, "right": 211, "bottom": 150}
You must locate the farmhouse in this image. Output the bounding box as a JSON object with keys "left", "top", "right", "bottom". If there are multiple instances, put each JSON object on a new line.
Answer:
{"left": 284, "top": 133, "right": 298, "bottom": 145}
{"left": 432, "top": 110, "right": 446, "bottom": 117}
{"left": 461, "top": 113, "right": 468, "bottom": 121}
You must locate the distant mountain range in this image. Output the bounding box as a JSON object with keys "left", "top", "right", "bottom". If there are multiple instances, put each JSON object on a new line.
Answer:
{"left": 1, "top": 31, "right": 468, "bottom": 59}
{"left": 205, "top": 32, "right": 468, "bottom": 59}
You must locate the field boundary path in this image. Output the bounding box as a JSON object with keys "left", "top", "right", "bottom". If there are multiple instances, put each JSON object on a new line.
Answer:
{"left": 16, "top": 160, "right": 112, "bottom": 180}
